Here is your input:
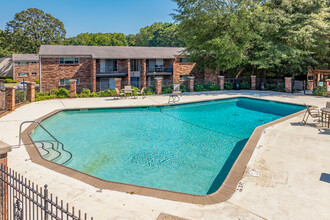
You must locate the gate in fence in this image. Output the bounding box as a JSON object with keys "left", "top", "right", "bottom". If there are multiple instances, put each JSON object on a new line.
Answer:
{"left": 0, "top": 166, "right": 93, "bottom": 220}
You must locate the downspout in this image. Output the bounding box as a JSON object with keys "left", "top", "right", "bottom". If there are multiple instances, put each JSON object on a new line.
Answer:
{"left": 39, "top": 55, "right": 42, "bottom": 92}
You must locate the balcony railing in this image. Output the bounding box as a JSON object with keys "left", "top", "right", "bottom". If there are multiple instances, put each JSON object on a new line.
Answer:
{"left": 147, "top": 67, "right": 173, "bottom": 73}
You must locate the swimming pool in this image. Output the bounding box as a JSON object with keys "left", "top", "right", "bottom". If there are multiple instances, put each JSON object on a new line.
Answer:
{"left": 30, "top": 97, "right": 304, "bottom": 196}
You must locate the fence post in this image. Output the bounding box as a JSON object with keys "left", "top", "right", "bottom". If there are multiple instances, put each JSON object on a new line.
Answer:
{"left": 27, "top": 82, "right": 36, "bottom": 102}
{"left": 69, "top": 79, "right": 77, "bottom": 98}
{"left": 155, "top": 77, "right": 163, "bottom": 94}
{"left": 251, "top": 75, "right": 256, "bottom": 90}
{"left": 44, "top": 184, "right": 49, "bottom": 220}
{"left": 0, "top": 141, "right": 12, "bottom": 220}
{"left": 326, "top": 79, "right": 330, "bottom": 97}
{"left": 115, "top": 78, "right": 122, "bottom": 90}
{"left": 5, "top": 86, "right": 15, "bottom": 111}
{"left": 217, "top": 75, "right": 225, "bottom": 90}
{"left": 187, "top": 76, "right": 195, "bottom": 92}
{"left": 285, "top": 77, "right": 293, "bottom": 93}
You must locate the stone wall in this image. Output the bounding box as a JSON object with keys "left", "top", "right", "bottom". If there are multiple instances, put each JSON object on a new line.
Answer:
{"left": 40, "top": 57, "right": 93, "bottom": 92}
{"left": 13, "top": 62, "right": 39, "bottom": 83}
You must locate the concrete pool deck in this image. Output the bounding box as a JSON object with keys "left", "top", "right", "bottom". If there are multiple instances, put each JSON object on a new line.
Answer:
{"left": 0, "top": 91, "right": 329, "bottom": 219}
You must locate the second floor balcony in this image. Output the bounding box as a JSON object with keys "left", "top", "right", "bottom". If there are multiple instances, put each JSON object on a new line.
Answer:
{"left": 147, "top": 67, "right": 173, "bottom": 73}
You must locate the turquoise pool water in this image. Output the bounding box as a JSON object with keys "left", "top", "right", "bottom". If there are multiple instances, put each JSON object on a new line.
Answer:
{"left": 30, "top": 98, "right": 304, "bottom": 195}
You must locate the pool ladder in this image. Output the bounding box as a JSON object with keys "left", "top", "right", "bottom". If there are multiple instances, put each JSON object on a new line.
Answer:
{"left": 18, "top": 121, "right": 73, "bottom": 165}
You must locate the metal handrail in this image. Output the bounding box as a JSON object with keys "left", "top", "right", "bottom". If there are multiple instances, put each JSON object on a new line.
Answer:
{"left": 19, "top": 121, "right": 61, "bottom": 149}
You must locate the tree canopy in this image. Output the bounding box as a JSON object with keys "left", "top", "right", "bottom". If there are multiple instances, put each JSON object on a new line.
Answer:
{"left": 5, "top": 8, "right": 66, "bottom": 54}
{"left": 64, "top": 33, "right": 129, "bottom": 46}
{"left": 173, "top": 0, "right": 330, "bottom": 77}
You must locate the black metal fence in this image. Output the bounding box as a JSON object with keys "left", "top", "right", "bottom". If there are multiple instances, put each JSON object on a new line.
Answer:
{"left": 15, "top": 87, "right": 27, "bottom": 106}
{"left": 0, "top": 166, "right": 93, "bottom": 220}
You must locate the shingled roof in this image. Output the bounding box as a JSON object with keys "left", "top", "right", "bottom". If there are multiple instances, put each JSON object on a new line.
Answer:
{"left": 12, "top": 54, "right": 39, "bottom": 61}
{"left": 0, "top": 57, "right": 13, "bottom": 78}
{"left": 39, "top": 45, "right": 185, "bottom": 59}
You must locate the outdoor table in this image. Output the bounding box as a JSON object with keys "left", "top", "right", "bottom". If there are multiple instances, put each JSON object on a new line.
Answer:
{"left": 321, "top": 108, "right": 330, "bottom": 128}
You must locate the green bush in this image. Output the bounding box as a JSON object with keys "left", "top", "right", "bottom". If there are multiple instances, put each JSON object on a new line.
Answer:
{"left": 240, "top": 82, "right": 251, "bottom": 89}
{"left": 180, "top": 83, "right": 187, "bottom": 92}
{"left": 162, "top": 85, "right": 172, "bottom": 94}
{"left": 34, "top": 79, "right": 39, "bottom": 84}
{"left": 224, "top": 82, "right": 234, "bottom": 90}
{"left": 97, "top": 89, "right": 115, "bottom": 97}
{"left": 79, "top": 88, "right": 91, "bottom": 97}
{"left": 313, "top": 86, "right": 327, "bottom": 97}
{"left": 145, "top": 86, "right": 155, "bottom": 95}
{"left": 194, "top": 83, "right": 206, "bottom": 91}
{"left": 35, "top": 95, "right": 55, "bottom": 101}
{"left": 50, "top": 88, "right": 70, "bottom": 98}
{"left": 204, "top": 82, "right": 220, "bottom": 91}
{"left": 5, "top": 79, "right": 18, "bottom": 84}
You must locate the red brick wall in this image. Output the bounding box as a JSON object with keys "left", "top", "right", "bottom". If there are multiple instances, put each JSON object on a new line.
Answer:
{"left": 118, "top": 59, "right": 129, "bottom": 86}
{"left": 14, "top": 63, "right": 39, "bottom": 83}
{"left": 173, "top": 58, "right": 196, "bottom": 84}
{"left": 40, "top": 57, "right": 93, "bottom": 92}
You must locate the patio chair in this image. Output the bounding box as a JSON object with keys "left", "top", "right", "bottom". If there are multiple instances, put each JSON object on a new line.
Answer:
{"left": 302, "top": 104, "right": 322, "bottom": 124}
{"left": 136, "top": 87, "right": 146, "bottom": 99}
{"left": 114, "top": 88, "right": 125, "bottom": 99}
{"left": 168, "top": 84, "right": 182, "bottom": 103}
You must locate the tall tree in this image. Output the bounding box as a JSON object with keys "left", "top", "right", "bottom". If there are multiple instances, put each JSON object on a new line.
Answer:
{"left": 173, "top": 0, "right": 261, "bottom": 74}
{"left": 64, "top": 33, "right": 129, "bottom": 46}
{"left": 0, "top": 30, "right": 15, "bottom": 57}
{"left": 132, "top": 22, "right": 185, "bottom": 47}
{"left": 5, "top": 8, "right": 66, "bottom": 54}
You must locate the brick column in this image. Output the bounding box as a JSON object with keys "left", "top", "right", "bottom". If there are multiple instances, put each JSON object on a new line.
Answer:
{"left": 5, "top": 86, "right": 15, "bottom": 111}
{"left": 326, "top": 79, "right": 330, "bottom": 97}
{"left": 285, "top": 77, "right": 292, "bottom": 93}
{"left": 188, "top": 76, "right": 195, "bottom": 92}
{"left": 27, "top": 82, "right": 36, "bottom": 102}
{"left": 140, "top": 59, "right": 147, "bottom": 88}
{"left": 69, "top": 79, "right": 76, "bottom": 98}
{"left": 0, "top": 141, "right": 12, "bottom": 220}
{"left": 91, "top": 59, "right": 97, "bottom": 92}
{"left": 115, "top": 78, "right": 122, "bottom": 90}
{"left": 127, "top": 59, "right": 131, "bottom": 85}
{"left": 155, "top": 77, "right": 163, "bottom": 94}
{"left": 217, "top": 75, "right": 225, "bottom": 90}
{"left": 251, "top": 75, "right": 256, "bottom": 90}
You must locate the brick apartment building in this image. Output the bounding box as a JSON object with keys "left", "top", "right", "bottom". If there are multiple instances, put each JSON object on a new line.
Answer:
{"left": 11, "top": 45, "right": 205, "bottom": 92}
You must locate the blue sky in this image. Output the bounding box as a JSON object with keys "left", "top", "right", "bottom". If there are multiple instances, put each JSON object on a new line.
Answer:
{"left": 0, "top": 0, "right": 177, "bottom": 37}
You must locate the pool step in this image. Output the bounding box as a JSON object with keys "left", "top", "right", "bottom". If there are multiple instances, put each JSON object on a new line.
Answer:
{"left": 34, "top": 141, "right": 73, "bottom": 165}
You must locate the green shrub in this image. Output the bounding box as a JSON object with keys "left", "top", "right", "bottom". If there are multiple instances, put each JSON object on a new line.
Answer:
{"left": 162, "top": 85, "right": 172, "bottom": 94}
{"left": 180, "top": 83, "right": 187, "bottom": 92}
{"left": 50, "top": 88, "right": 70, "bottom": 98}
{"left": 194, "top": 83, "right": 206, "bottom": 91}
{"left": 224, "top": 82, "right": 234, "bottom": 90}
{"left": 240, "top": 82, "right": 251, "bottom": 89}
{"left": 90, "top": 92, "right": 97, "bottom": 97}
{"left": 313, "top": 86, "right": 327, "bottom": 97}
{"left": 34, "top": 79, "right": 39, "bottom": 84}
{"left": 5, "top": 79, "right": 18, "bottom": 83}
{"left": 145, "top": 86, "right": 155, "bottom": 95}
{"left": 35, "top": 95, "right": 55, "bottom": 101}
{"left": 79, "top": 88, "right": 91, "bottom": 97}
{"left": 204, "top": 82, "right": 220, "bottom": 91}
{"left": 97, "top": 89, "right": 114, "bottom": 97}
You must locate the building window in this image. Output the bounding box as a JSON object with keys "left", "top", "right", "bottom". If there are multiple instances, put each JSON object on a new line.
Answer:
{"left": 59, "top": 79, "right": 80, "bottom": 86}
{"left": 18, "top": 73, "right": 29, "bottom": 77}
{"left": 130, "top": 59, "right": 140, "bottom": 72}
{"left": 59, "top": 58, "right": 79, "bottom": 64}
{"left": 180, "top": 75, "right": 189, "bottom": 81}
{"left": 31, "top": 61, "right": 38, "bottom": 64}
{"left": 179, "top": 58, "right": 190, "bottom": 63}
{"left": 31, "top": 72, "right": 37, "bottom": 75}
{"left": 15, "top": 62, "right": 29, "bottom": 66}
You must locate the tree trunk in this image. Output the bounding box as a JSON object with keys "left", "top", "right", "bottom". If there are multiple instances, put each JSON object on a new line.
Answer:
{"left": 263, "top": 69, "right": 266, "bottom": 82}
{"left": 235, "top": 69, "right": 244, "bottom": 79}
